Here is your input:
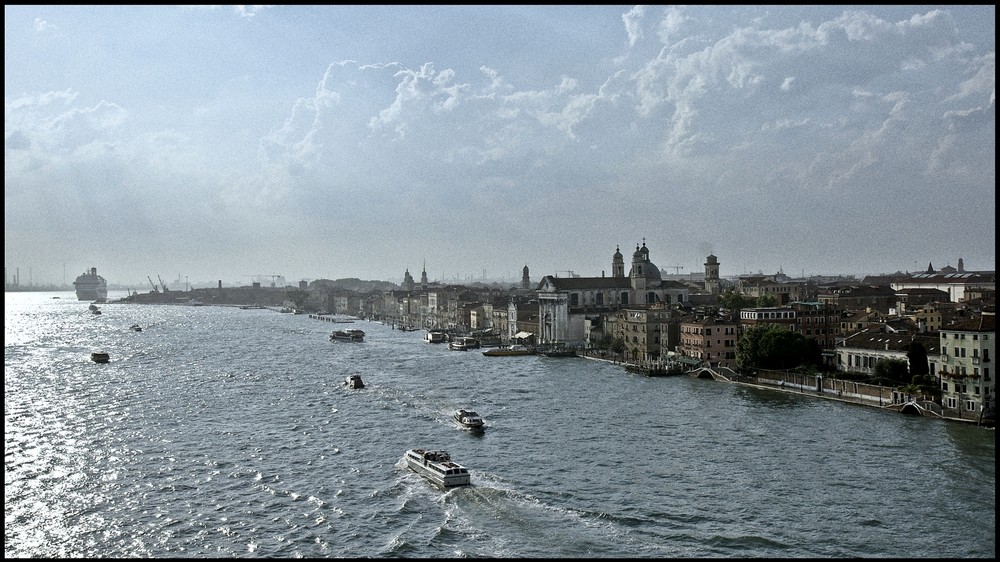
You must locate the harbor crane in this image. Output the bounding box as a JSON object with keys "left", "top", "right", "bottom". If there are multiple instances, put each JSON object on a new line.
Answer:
{"left": 245, "top": 274, "right": 283, "bottom": 288}
{"left": 147, "top": 276, "right": 159, "bottom": 293}
{"left": 664, "top": 264, "right": 685, "bottom": 275}
{"left": 158, "top": 275, "right": 170, "bottom": 292}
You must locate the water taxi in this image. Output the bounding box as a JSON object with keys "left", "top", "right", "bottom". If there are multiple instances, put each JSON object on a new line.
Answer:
{"left": 91, "top": 352, "right": 110, "bottom": 363}
{"left": 345, "top": 374, "right": 365, "bottom": 389}
{"left": 448, "top": 336, "right": 480, "bottom": 351}
{"left": 404, "top": 449, "right": 471, "bottom": 489}
{"left": 482, "top": 344, "right": 535, "bottom": 357}
{"left": 330, "top": 329, "right": 365, "bottom": 342}
{"left": 454, "top": 409, "right": 485, "bottom": 429}
{"left": 424, "top": 330, "right": 448, "bottom": 344}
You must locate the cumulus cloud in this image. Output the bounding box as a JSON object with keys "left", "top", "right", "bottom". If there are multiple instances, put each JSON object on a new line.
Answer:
{"left": 4, "top": 6, "right": 994, "bottom": 283}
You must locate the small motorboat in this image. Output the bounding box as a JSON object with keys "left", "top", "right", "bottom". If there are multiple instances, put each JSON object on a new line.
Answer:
{"left": 129, "top": 324, "right": 142, "bottom": 332}
{"left": 345, "top": 374, "right": 365, "bottom": 389}
{"left": 91, "top": 352, "right": 110, "bottom": 363}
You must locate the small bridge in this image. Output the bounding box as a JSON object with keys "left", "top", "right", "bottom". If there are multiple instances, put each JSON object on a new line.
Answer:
{"left": 884, "top": 400, "right": 944, "bottom": 419}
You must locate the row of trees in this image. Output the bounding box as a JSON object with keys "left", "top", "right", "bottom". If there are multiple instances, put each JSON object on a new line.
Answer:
{"left": 553, "top": 321, "right": 941, "bottom": 398}
{"left": 735, "top": 324, "right": 938, "bottom": 397}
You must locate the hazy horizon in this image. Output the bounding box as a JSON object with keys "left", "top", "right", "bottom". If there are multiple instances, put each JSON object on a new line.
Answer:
{"left": 5, "top": 6, "right": 995, "bottom": 287}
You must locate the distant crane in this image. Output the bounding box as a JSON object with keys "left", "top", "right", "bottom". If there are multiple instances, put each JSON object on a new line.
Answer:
{"left": 158, "top": 275, "right": 170, "bottom": 292}
{"left": 665, "top": 264, "right": 685, "bottom": 275}
{"left": 147, "top": 276, "right": 159, "bottom": 293}
{"left": 555, "top": 270, "right": 576, "bottom": 278}
{"left": 246, "top": 274, "right": 283, "bottom": 287}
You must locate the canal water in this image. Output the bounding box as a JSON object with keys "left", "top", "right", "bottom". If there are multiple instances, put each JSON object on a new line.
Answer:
{"left": 5, "top": 291, "right": 995, "bottom": 558}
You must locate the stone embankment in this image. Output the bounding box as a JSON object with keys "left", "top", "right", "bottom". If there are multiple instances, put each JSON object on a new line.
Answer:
{"left": 580, "top": 354, "right": 992, "bottom": 427}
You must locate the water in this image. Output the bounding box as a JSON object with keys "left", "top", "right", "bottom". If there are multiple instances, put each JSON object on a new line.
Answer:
{"left": 5, "top": 291, "right": 995, "bottom": 558}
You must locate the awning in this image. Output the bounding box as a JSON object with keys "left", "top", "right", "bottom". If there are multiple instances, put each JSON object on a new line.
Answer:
{"left": 514, "top": 331, "right": 534, "bottom": 339}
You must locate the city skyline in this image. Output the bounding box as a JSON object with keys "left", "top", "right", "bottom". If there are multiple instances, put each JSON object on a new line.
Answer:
{"left": 5, "top": 5, "right": 995, "bottom": 286}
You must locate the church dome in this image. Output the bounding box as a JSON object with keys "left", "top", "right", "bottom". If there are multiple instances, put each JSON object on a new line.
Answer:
{"left": 628, "top": 241, "right": 662, "bottom": 282}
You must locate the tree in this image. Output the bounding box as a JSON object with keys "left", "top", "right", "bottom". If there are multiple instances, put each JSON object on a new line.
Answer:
{"left": 873, "top": 358, "right": 909, "bottom": 386}
{"left": 286, "top": 288, "right": 309, "bottom": 310}
{"left": 736, "top": 324, "right": 812, "bottom": 370}
{"left": 718, "top": 289, "right": 753, "bottom": 312}
{"left": 906, "top": 340, "right": 929, "bottom": 382}
{"left": 755, "top": 294, "right": 778, "bottom": 307}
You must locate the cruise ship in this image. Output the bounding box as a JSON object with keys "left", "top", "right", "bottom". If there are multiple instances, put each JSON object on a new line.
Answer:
{"left": 73, "top": 267, "right": 108, "bottom": 301}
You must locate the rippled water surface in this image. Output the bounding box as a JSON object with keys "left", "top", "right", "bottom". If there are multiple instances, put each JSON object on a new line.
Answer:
{"left": 5, "top": 291, "right": 995, "bottom": 558}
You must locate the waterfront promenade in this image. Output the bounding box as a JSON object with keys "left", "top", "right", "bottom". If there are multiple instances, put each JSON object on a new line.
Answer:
{"left": 579, "top": 353, "right": 993, "bottom": 427}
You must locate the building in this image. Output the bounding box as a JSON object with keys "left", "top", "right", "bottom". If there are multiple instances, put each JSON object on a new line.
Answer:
{"left": 891, "top": 272, "right": 995, "bottom": 303}
{"left": 817, "top": 284, "right": 898, "bottom": 315}
{"left": 678, "top": 314, "right": 739, "bottom": 369}
{"left": 938, "top": 312, "right": 995, "bottom": 422}
{"left": 737, "top": 272, "right": 808, "bottom": 305}
{"left": 536, "top": 241, "right": 690, "bottom": 347}
{"left": 835, "top": 327, "right": 942, "bottom": 379}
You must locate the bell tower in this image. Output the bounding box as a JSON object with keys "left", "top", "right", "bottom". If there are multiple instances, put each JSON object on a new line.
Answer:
{"left": 704, "top": 254, "right": 720, "bottom": 295}
{"left": 612, "top": 246, "right": 625, "bottom": 278}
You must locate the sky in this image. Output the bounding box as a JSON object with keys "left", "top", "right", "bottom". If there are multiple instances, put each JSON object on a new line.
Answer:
{"left": 4, "top": 5, "right": 995, "bottom": 288}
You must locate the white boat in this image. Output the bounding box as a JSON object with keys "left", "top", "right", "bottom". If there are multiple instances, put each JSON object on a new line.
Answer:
{"left": 448, "top": 336, "right": 480, "bottom": 351}
{"left": 482, "top": 344, "right": 535, "bottom": 357}
{"left": 345, "top": 374, "right": 365, "bottom": 389}
{"left": 404, "top": 449, "right": 471, "bottom": 489}
{"left": 424, "top": 330, "right": 448, "bottom": 344}
{"left": 454, "top": 409, "right": 485, "bottom": 429}
{"left": 330, "top": 329, "right": 365, "bottom": 342}
{"left": 74, "top": 267, "right": 108, "bottom": 301}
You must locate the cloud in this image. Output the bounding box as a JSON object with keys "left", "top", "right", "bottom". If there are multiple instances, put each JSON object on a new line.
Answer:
{"left": 4, "top": 6, "right": 994, "bottom": 283}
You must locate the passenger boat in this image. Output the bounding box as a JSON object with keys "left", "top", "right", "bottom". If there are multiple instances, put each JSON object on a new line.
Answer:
{"left": 345, "top": 374, "right": 365, "bottom": 389}
{"left": 129, "top": 324, "right": 142, "bottom": 332}
{"left": 91, "top": 352, "right": 110, "bottom": 363}
{"left": 404, "top": 449, "right": 471, "bottom": 489}
{"left": 73, "top": 267, "right": 108, "bottom": 301}
{"left": 424, "top": 330, "right": 448, "bottom": 344}
{"left": 482, "top": 344, "right": 535, "bottom": 357}
{"left": 454, "top": 409, "right": 485, "bottom": 429}
{"left": 538, "top": 345, "right": 577, "bottom": 357}
{"left": 448, "top": 336, "right": 480, "bottom": 351}
{"left": 330, "top": 329, "right": 365, "bottom": 342}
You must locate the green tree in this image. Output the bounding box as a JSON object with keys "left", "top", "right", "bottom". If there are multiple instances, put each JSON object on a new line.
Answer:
{"left": 873, "top": 358, "right": 909, "bottom": 386}
{"left": 718, "top": 290, "right": 753, "bottom": 312}
{"left": 610, "top": 337, "right": 626, "bottom": 355}
{"left": 286, "top": 289, "right": 309, "bottom": 310}
{"left": 736, "top": 324, "right": 811, "bottom": 370}
{"left": 755, "top": 294, "right": 778, "bottom": 307}
{"left": 906, "top": 340, "right": 929, "bottom": 382}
